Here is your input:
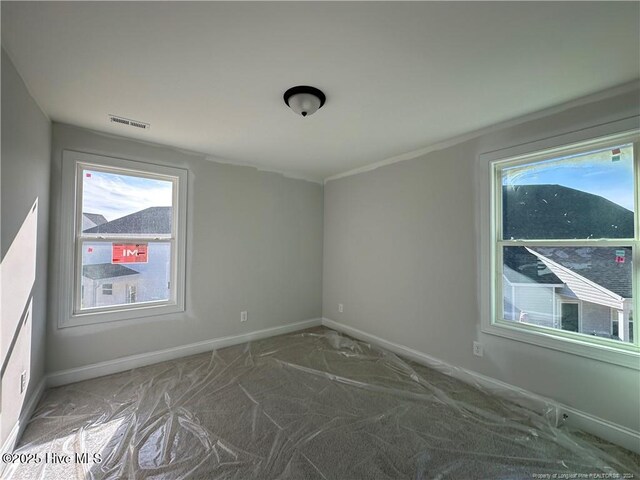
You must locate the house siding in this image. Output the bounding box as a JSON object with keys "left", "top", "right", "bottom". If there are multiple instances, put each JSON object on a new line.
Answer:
{"left": 512, "top": 286, "right": 555, "bottom": 327}
{"left": 581, "top": 302, "right": 614, "bottom": 336}
{"left": 83, "top": 277, "right": 137, "bottom": 308}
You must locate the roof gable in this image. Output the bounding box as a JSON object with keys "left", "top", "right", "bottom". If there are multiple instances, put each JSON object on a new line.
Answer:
{"left": 82, "top": 263, "right": 139, "bottom": 280}
{"left": 83, "top": 212, "right": 108, "bottom": 227}
{"left": 83, "top": 207, "right": 171, "bottom": 235}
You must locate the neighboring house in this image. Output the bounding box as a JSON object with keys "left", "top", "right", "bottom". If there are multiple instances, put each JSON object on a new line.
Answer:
{"left": 83, "top": 207, "right": 171, "bottom": 235}
{"left": 502, "top": 185, "right": 634, "bottom": 342}
{"left": 82, "top": 212, "right": 108, "bottom": 232}
{"left": 82, "top": 207, "right": 172, "bottom": 307}
{"left": 503, "top": 246, "right": 632, "bottom": 341}
{"left": 82, "top": 263, "right": 139, "bottom": 308}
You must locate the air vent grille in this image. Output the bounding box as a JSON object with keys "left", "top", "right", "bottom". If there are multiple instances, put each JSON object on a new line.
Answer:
{"left": 109, "top": 115, "right": 150, "bottom": 130}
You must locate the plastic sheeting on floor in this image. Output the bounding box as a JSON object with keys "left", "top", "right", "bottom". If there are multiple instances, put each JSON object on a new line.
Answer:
{"left": 3, "top": 328, "right": 639, "bottom": 479}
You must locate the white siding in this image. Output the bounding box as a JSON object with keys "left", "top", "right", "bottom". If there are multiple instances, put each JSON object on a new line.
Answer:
{"left": 581, "top": 302, "right": 614, "bottom": 336}
{"left": 527, "top": 248, "right": 624, "bottom": 310}
{"left": 512, "top": 286, "right": 555, "bottom": 327}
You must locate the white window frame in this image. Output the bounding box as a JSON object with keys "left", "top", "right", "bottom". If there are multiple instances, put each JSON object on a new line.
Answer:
{"left": 59, "top": 150, "right": 188, "bottom": 328}
{"left": 126, "top": 284, "right": 137, "bottom": 304}
{"left": 558, "top": 300, "right": 580, "bottom": 333}
{"left": 478, "top": 118, "right": 640, "bottom": 370}
{"left": 101, "top": 283, "right": 113, "bottom": 296}
{"left": 611, "top": 309, "right": 619, "bottom": 337}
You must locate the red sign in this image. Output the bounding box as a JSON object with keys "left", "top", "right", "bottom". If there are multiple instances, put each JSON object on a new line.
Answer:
{"left": 112, "top": 243, "right": 148, "bottom": 264}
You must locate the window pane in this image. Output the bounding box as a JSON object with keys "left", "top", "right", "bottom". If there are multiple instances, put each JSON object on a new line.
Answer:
{"left": 501, "top": 144, "right": 634, "bottom": 239}
{"left": 502, "top": 246, "right": 633, "bottom": 343}
{"left": 82, "top": 169, "right": 173, "bottom": 236}
{"left": 560, "top": 303, "right": 579, "bottom": 332}
{"left": 81, "top": 241, "right": 171, "bottom": 310}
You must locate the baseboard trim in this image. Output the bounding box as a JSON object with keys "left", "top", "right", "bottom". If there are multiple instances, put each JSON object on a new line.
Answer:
{"left": 321, "top": 318, "right": 640, "bottom": 454}
{"left": 47, "top": 318, "right": 322, "bottom": 388}
{"left": 0, "top": 377, "right": 46, "bottom": 460}
{"left": 560, "top": 405, "right": 640, "bottom": 455}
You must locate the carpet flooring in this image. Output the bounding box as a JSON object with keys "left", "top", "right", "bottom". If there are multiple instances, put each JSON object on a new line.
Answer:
{"left": 2, "top": 327, "right": 638, "bottom": 479}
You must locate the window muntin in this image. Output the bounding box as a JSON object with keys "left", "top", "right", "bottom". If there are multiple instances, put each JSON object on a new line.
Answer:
{"left": 493, "top": 134, "right": 638, "bottom": 351}
{"left": 74, "top": 162, "right": 179, "bottom": 315}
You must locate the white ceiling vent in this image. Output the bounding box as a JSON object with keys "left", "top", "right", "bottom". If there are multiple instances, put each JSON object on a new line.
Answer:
{"left": 109, "top": 115, "right": 150, "bottom": 130}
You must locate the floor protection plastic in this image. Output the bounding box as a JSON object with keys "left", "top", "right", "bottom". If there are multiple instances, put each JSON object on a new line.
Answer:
{"left": 3, "top": 328, "right": 639, "bottom": 479}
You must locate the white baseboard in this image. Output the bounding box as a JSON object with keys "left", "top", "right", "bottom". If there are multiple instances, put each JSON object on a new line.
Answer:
{"left": 322, "top": 318, "right": 640, "bottom": 454}
{"left": 0, "top": 377, "right": 46, "bottom": 460}
{"left": 560, "top": 405, "right": 640, "bottom": 455}
{"left": 47, "top": 318, "right": 322, "bottom": 387}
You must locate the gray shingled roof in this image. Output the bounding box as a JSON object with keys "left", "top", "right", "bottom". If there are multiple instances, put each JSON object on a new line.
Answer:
{"left": 83, "top": 207, "right": 171, "bottom": 235}
{"left": 503, "top": 247, "right": 631, "bottom": 298}
{"left": 503, "top": 185, "right": 633, "bottom": 240}
{"left": 502, "top": 185, "right": 633, "bottom": 299}
{"left": 83, "top": 263, "right": 139, "bottom": 280}
{"left": 531, "top": 247, "right": 631, "bottom": 299}
{"left": 503, "top": 247, "right": 564, "bottom": 285}
{"left": 83, "top": 213, "right": 108, "bottom": 228}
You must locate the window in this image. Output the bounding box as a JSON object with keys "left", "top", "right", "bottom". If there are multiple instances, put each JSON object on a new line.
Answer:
{"left": 486, "top": 129, "right": 639, "bottom": 367}
{"left": 127, "top": 285, "right": 137, "bottom": 304}
{"left": 560, "top": 303, "right": 579, "bottom": 333}
{"left": 59, "top": 151, "right": 187, "bottom": 327}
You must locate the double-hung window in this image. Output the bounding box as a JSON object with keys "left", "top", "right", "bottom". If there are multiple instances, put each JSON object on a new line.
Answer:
{"left": 60, "top": 151, "right": 187, "bottom": 327}
{"left": 487, "top": 130, "right": 639, "bottom": 368}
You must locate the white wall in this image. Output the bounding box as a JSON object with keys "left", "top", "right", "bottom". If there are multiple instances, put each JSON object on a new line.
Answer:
{"left": 47, "top": 123, "right": 323, "bottom": 372}
{"left": 323, "top": 87, "right": 640, "bottom": 432}
{"left": 1, "top": 49, "right": 51, "bottom": 446}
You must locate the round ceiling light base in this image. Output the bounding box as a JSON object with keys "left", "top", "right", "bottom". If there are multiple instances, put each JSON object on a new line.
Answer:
{"left": 283, "top": 86, "right": 326, "bottom": 117}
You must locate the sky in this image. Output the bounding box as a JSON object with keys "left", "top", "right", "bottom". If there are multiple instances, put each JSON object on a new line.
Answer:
{"left": 82, "top": 143, "right": 634, "bottom": 221}
{"left": 502, "top": 143, "right": 634, "bottom": 211}
{"left": 82, "top": 170, "right": 173, "bottom": 221}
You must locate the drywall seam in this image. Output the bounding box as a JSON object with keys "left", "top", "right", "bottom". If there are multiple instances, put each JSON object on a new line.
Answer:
{"left": 0, "top": 47, "right": 51, "bottom": 122}
{"left": 47, "top": 318, "right": 323, "bottom": 387}
{"left": 323, "top": 80, "right": 640, "bottom": 183}
{"left": 56, "top": 122, "right": 323, "bottom": 185}
{"left": 0, "top": 378, "right": 47, "bottom": 462}
{"left": 322, "top": 318, "right": 640, "bottom": 454}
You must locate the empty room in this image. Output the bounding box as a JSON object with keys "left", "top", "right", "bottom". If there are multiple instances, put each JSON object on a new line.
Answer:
{"left": 1, "top": 1, "right": 639, "bottom": 478}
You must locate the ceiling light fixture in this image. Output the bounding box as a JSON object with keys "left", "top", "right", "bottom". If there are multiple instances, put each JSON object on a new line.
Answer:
{"left": 283, "top": 86, "right": 326, "bottom": 117}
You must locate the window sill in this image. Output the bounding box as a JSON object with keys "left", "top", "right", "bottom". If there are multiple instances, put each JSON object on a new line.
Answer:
{"left": 59, "top": 302, "right": 185, "bottom": 329}
{"left": 481, "top": 321, "right": 640, "bottom": 370}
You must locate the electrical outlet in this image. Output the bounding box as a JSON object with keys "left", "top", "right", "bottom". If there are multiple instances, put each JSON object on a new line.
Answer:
{"left": 473, "top": 341, "right": 483, "bottom": 357}
{"left": 20, "top": 371, "right": 27, "bottom": 394}
{"left": 240, "top": 311, "right": 248, "bottom": 322}
{"left": 338, "top": 304, "right": 344, "bottom": 313}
